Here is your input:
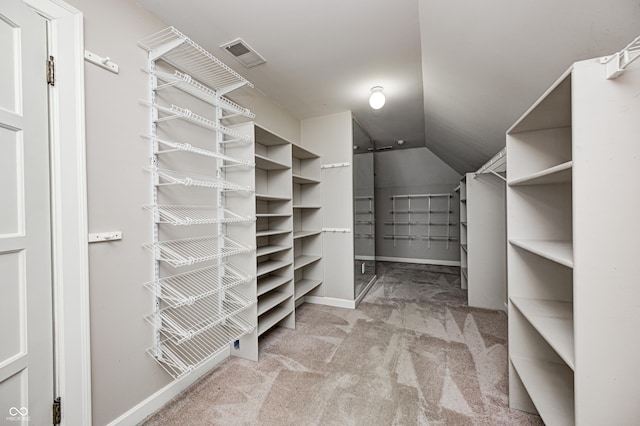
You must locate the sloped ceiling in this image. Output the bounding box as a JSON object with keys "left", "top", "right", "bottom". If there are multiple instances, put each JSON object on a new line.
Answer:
{"left": 136, "top": 0, "right": 640, "bottom": 174}
{"left": 419, "top": 0, "right": 640, "bottom": 172}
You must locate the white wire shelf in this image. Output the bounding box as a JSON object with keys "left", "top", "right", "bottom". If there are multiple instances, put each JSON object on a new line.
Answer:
{"left": 144, "top": 135, "right": 254, "bottom": 167}
{"left": 146, "top": 288, "right": 254, "bottom": 344}
{"left": 147, "top": 314, "right": 253, "bottom": 379}
{"left": 143, "top": 263, "right": 253, "bottom": 308}
{"left": 390, "top": 193, "right": 453, "bottom": 199}
{"left": 139, "top": 27, "right": 253, "bottom": 94}
{"left": 153, "top": 70, "right": 254, "bottom": 118}
{"left": 145, "top": 205, "right": 254, "bottom": 226}
{"left": 144, "top": 235, "right": 253, "bottom": 268}
{"left": 153, "top": 103, "right": 253, "bottom": 144}
{"left": 149, "top": 168, "right": 253, "bottom": 192}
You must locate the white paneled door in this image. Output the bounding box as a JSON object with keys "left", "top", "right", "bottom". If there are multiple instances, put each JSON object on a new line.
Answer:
{"left": 0, "top": 0, "right": 54, "bottom": 424}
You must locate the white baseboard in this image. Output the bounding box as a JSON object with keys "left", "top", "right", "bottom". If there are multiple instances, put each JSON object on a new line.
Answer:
{"left": 375, "top": 256, "right": 461, "bottom": 267}
{"left": 304, "top": 295, "right": 356, "bottom": 309}
{"left": 106, "top": 350, "right": 229, "bottom": 426}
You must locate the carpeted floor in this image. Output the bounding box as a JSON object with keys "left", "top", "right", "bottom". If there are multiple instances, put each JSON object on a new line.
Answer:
{"left": 140, "top": 262, "right": 542, "bottom": 425}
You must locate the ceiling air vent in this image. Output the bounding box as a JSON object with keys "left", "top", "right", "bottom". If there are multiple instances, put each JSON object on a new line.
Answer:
{"left": 219, "top": 38, "right": 266, "bottom": 68}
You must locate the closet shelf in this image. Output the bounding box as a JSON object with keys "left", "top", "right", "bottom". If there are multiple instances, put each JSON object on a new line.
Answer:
{"left": 384, "top": 221, "right": 456, "bottom": 226}
{"left": 143, "top": 263, "right": 253, "bottom": 308}
{"left": 293, "top": 230, "right": 321, "bottom": 239}
{"left": 510, "top": 356, "right": 575, "bottom": 425}
{"left": 146, "top": 288, "right": 254, "bottom": 344}
{"left": 256, "top": 229, "right": 291, "bottom": 238}
{"left": 258, "top": 291, "right": 291, "bottom": 316}
{"left": 292, "top": 174, "right": 320, "bottom": 184}
{"left": 295, "top": 279, "right": 322, "bottom": 301}
{"left": 258, "top": 301, "right": 291, "bottom": 336}
{"left": 291, "top": 143, "right": 319, "bottom": 159}
{"left": 354, "top": 220, "right": 374, "bottom": 225}
{"left": 390, "top": 209, "right": 452, "bottom": 214}
{"left": 147, "top": 314, "right": 254, "bottom": 379}
{"left": 146, "top": 135, "right": 253, "bottom": 167}
{"left": 257, "top": 259, "right": 291, "bottom": 277}
{"left": 255, "top": 193, "right": 290, "bottom": 201}
{"left": 256, "top": 244, "right": 290, "bottom": 257}
{"left": 509, "top": 161, "right": 573, "bottom": 186}
{"left": 421, "top": 236, "right": 458, "bottom": 241}
{"left": 138, "top": 26, "right": 253, "bottom": 94}
{"left": 511, "top": 297, "right": 574, "bottom": 369}
{"left": 293, "top": 205, "right": 321, "bottom": 209}
{"left": 509, "top": 239, "right": 573, "bottom": 268}
{"left": 153, "top": 103, "right": 253, "bottom": 143}
{"left": 150, "top": 168, "right": 253, "bottom": 192}
{"left": 145, "top": 205, "right": 254, "bottom": 226}
{"left": 144, "top": 235, "right": 253, "bottom": 268}
{"left": 256, "top": 213, "right": 290, "bottom": 218}
{"left": 294, "top": 255, "right": 321, "bottom": 270}
{"left": 390, "top": 193, "right": 453, "bottom": 199}
{"left": 383, "top": 235, "right": 417, "bottom": 240}
{"left": 355, "top": 234, "right": 374, "bottom": 239}
{"left": 153, "top": 69, "right": 254, "bottom": 118}
{"left": 255, "top": 154, "right": 290, "bottom": 170}
{"left": 257, "top": 275, "right": 291, "bottom": 297}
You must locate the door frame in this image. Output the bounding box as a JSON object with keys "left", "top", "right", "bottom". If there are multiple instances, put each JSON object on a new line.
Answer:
{"left": 21, "top": 1, "right": 91, "bottom": 425}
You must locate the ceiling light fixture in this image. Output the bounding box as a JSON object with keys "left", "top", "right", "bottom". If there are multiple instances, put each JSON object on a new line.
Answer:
{"left": 369, "top": 86, "right": 385, "bottom": 109}
{"left": 397, "top": 140, "right": 405, "bottom": 145}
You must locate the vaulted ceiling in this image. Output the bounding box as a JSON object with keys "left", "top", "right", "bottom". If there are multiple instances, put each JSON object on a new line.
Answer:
{"left": 136, "top": 0, "right": 640, "bottom": 173}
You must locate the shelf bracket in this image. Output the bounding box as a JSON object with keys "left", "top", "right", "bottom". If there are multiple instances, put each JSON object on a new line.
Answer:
{"left": 600, "top": 35, "right": 640, "bottom": 79}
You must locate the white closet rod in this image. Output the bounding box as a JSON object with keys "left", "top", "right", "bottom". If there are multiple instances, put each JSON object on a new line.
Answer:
{"left": 474, "top": 147, "right": 506, "bottom": 177}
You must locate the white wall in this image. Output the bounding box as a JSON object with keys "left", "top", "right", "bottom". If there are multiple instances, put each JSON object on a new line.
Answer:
{"left": 301, "top": 111, "right": 355, "bottom": 302}
{"left": 374, "top": 147, "right": 462, "bottom": 264}
{"left": 66, "top": 0, "right": 300, "bottom": 423}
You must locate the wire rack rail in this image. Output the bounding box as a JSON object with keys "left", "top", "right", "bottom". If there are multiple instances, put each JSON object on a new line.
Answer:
{"left": 146, "top": 314, "right": 254, "bottom": 379}
{"left": 143, "top": 235, "right": 253, "bottom": 268}
{"left": 146, "top": 288, "right": 254, "bottom": 344}
{"left": 145, "top": 205, "right": 254, "bottom": 226}
{"left": 138, "top": 26, "right": 253, "bottom": 94}
{"left": 143, "top": 263, "right": 253, "bottom": 308}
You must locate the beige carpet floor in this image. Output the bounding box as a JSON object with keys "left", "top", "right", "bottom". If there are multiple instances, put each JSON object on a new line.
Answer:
{"left": 140, "top": 262, "right": 543, "bottom": 425}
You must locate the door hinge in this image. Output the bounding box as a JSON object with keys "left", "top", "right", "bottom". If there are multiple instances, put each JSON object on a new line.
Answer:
{"left": 52, "top": 397, "right": 61, "bottom": 425}
{"left": 47, "top": 55, "right": 55, "bottom": 86}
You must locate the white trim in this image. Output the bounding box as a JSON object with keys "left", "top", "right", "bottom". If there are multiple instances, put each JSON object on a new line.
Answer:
{"left": 355, "top": 275, "right": 377, "bottom": 307}
{"left": 22, "top": 1, "right": 91, "bottom": 425}
{"left": 304, "top": 296, "right": 356, "bottom": 309}
{"left": 375, "top": 256, "right": 461, "bottom": 267}
{"left": 106, "top": 350, "right": 229, "bottom": 426}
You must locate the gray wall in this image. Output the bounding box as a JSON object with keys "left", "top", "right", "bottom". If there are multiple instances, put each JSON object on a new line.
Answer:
{"left": 374, "top": 147, "right": 462, "bottom": 264}
{"left": 67, "top": 0, "right": 300, "bottom": 423}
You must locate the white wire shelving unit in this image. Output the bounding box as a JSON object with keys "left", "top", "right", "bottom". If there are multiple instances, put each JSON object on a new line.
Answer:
{"left": 384, "top": 193, "right": 458, "bottom": 248}
{"left": 139, "top": 27, "right": 256, "bottom": 379}
{"left": 354, "top": 196, "right": 375, "bottom": 240}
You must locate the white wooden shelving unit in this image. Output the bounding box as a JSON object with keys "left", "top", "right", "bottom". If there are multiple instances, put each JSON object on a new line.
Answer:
{"left": 507, "top": 56, "right": 640, "bottom": 424}
{"left": 139, "top": 27, "right": 258, "bottom": 377}
{"left": 291, "top": 144, "right": 323, "bottom": 304}
{"left": 458, "top": 178, "right": 468, "bottom": 290}
{"left": 232, "top": 123, "right": 296, "bottom": 339}
{"left": 458, "top": 148, "right": 507, "bottom": 310}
